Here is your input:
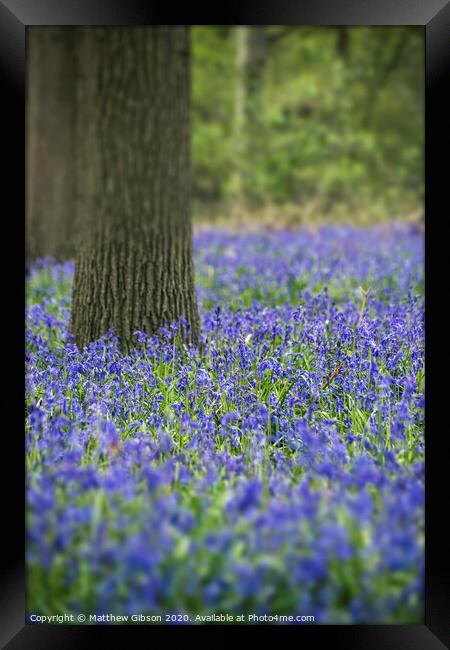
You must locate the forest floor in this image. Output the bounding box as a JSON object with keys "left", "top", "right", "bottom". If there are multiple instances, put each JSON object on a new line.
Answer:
{"left": 193, "top": 200, "right": 424, "bottom": 231}
{"left": 26, "top": 221, "right": 424, "bottom": 624}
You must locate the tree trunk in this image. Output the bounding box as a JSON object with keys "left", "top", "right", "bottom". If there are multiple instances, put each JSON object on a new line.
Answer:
{"left": 246, "top": 27, "right": 268, "bottom": 120}
{"left": 230, "top": 26, "right": 248, "bottom": 217}
{"left": 336, "top": 27, "right": 349, "bottom": 61}
{"left": 231, "top": 27, "right": 268, "bottom": 214}
{"left": 26, "top": 27, "right": 78, "bottom": 261}
{"left": 70, "top": 27, "right": 200, "bottom": 352}
{"left": 245, "top": 27, "right": 268, "bottom": 206}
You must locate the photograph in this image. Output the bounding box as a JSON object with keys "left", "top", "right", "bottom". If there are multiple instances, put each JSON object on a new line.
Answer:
{"left": 24, "top": 24, "right": 427, "bottom": 627}
{"left": 0, "top": 1, "right": 446, "bottom": 643}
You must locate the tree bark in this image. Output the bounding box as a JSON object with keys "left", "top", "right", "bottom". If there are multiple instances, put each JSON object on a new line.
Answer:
{"left": 230, "top": 27, "right": 248, "bottom": 217}
{"left": 245, "top": 27, "right": 268, "bottom": 206}
{"left": 231, "top": 27, "right": 268, "bottom": 214}
{"left": 336, "top": 27, "right": 349, "bottom": 61}
{"left": 26, "top": 27, "right": 78, "bottom": 261}
{"left": 70, "top": 27, "right": 200, "bottom": 351}
{"left": 246, "top": 27, "right": 268, "bottom": 117}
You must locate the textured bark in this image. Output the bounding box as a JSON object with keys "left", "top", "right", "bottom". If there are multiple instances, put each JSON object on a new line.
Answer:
{"left": 26, "top": 28, "right": 78, "bottom": 261}
{"left": 70, "top": 27, "right": 200, "bottom": 351}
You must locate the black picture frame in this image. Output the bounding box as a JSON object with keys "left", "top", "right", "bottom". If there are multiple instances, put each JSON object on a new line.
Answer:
{"left": 2, "top": 1, "right": 449, "bottom": 647}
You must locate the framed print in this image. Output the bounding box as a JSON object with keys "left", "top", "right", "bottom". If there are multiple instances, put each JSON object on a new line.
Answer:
{"left": 1, "top": 0, "right": 449, "bottom": 647}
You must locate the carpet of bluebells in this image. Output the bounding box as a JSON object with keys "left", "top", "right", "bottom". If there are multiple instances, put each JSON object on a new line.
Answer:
{"left": 26, "top": 223, "right": 424, "bottom": 624}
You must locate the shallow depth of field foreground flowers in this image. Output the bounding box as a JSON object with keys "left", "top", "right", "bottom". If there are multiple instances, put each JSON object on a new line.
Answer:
{"left": 26, "top": 223, "right": 424, "bottom": 624}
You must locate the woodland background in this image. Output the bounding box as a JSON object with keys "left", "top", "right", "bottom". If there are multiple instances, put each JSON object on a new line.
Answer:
{"left": 190, "top": 26, "right": 423, "bottom": 226}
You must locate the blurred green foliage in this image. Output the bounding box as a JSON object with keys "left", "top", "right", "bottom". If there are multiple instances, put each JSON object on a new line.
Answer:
{"left": 192, "top": 27, "right": 424, "bottom": 223}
